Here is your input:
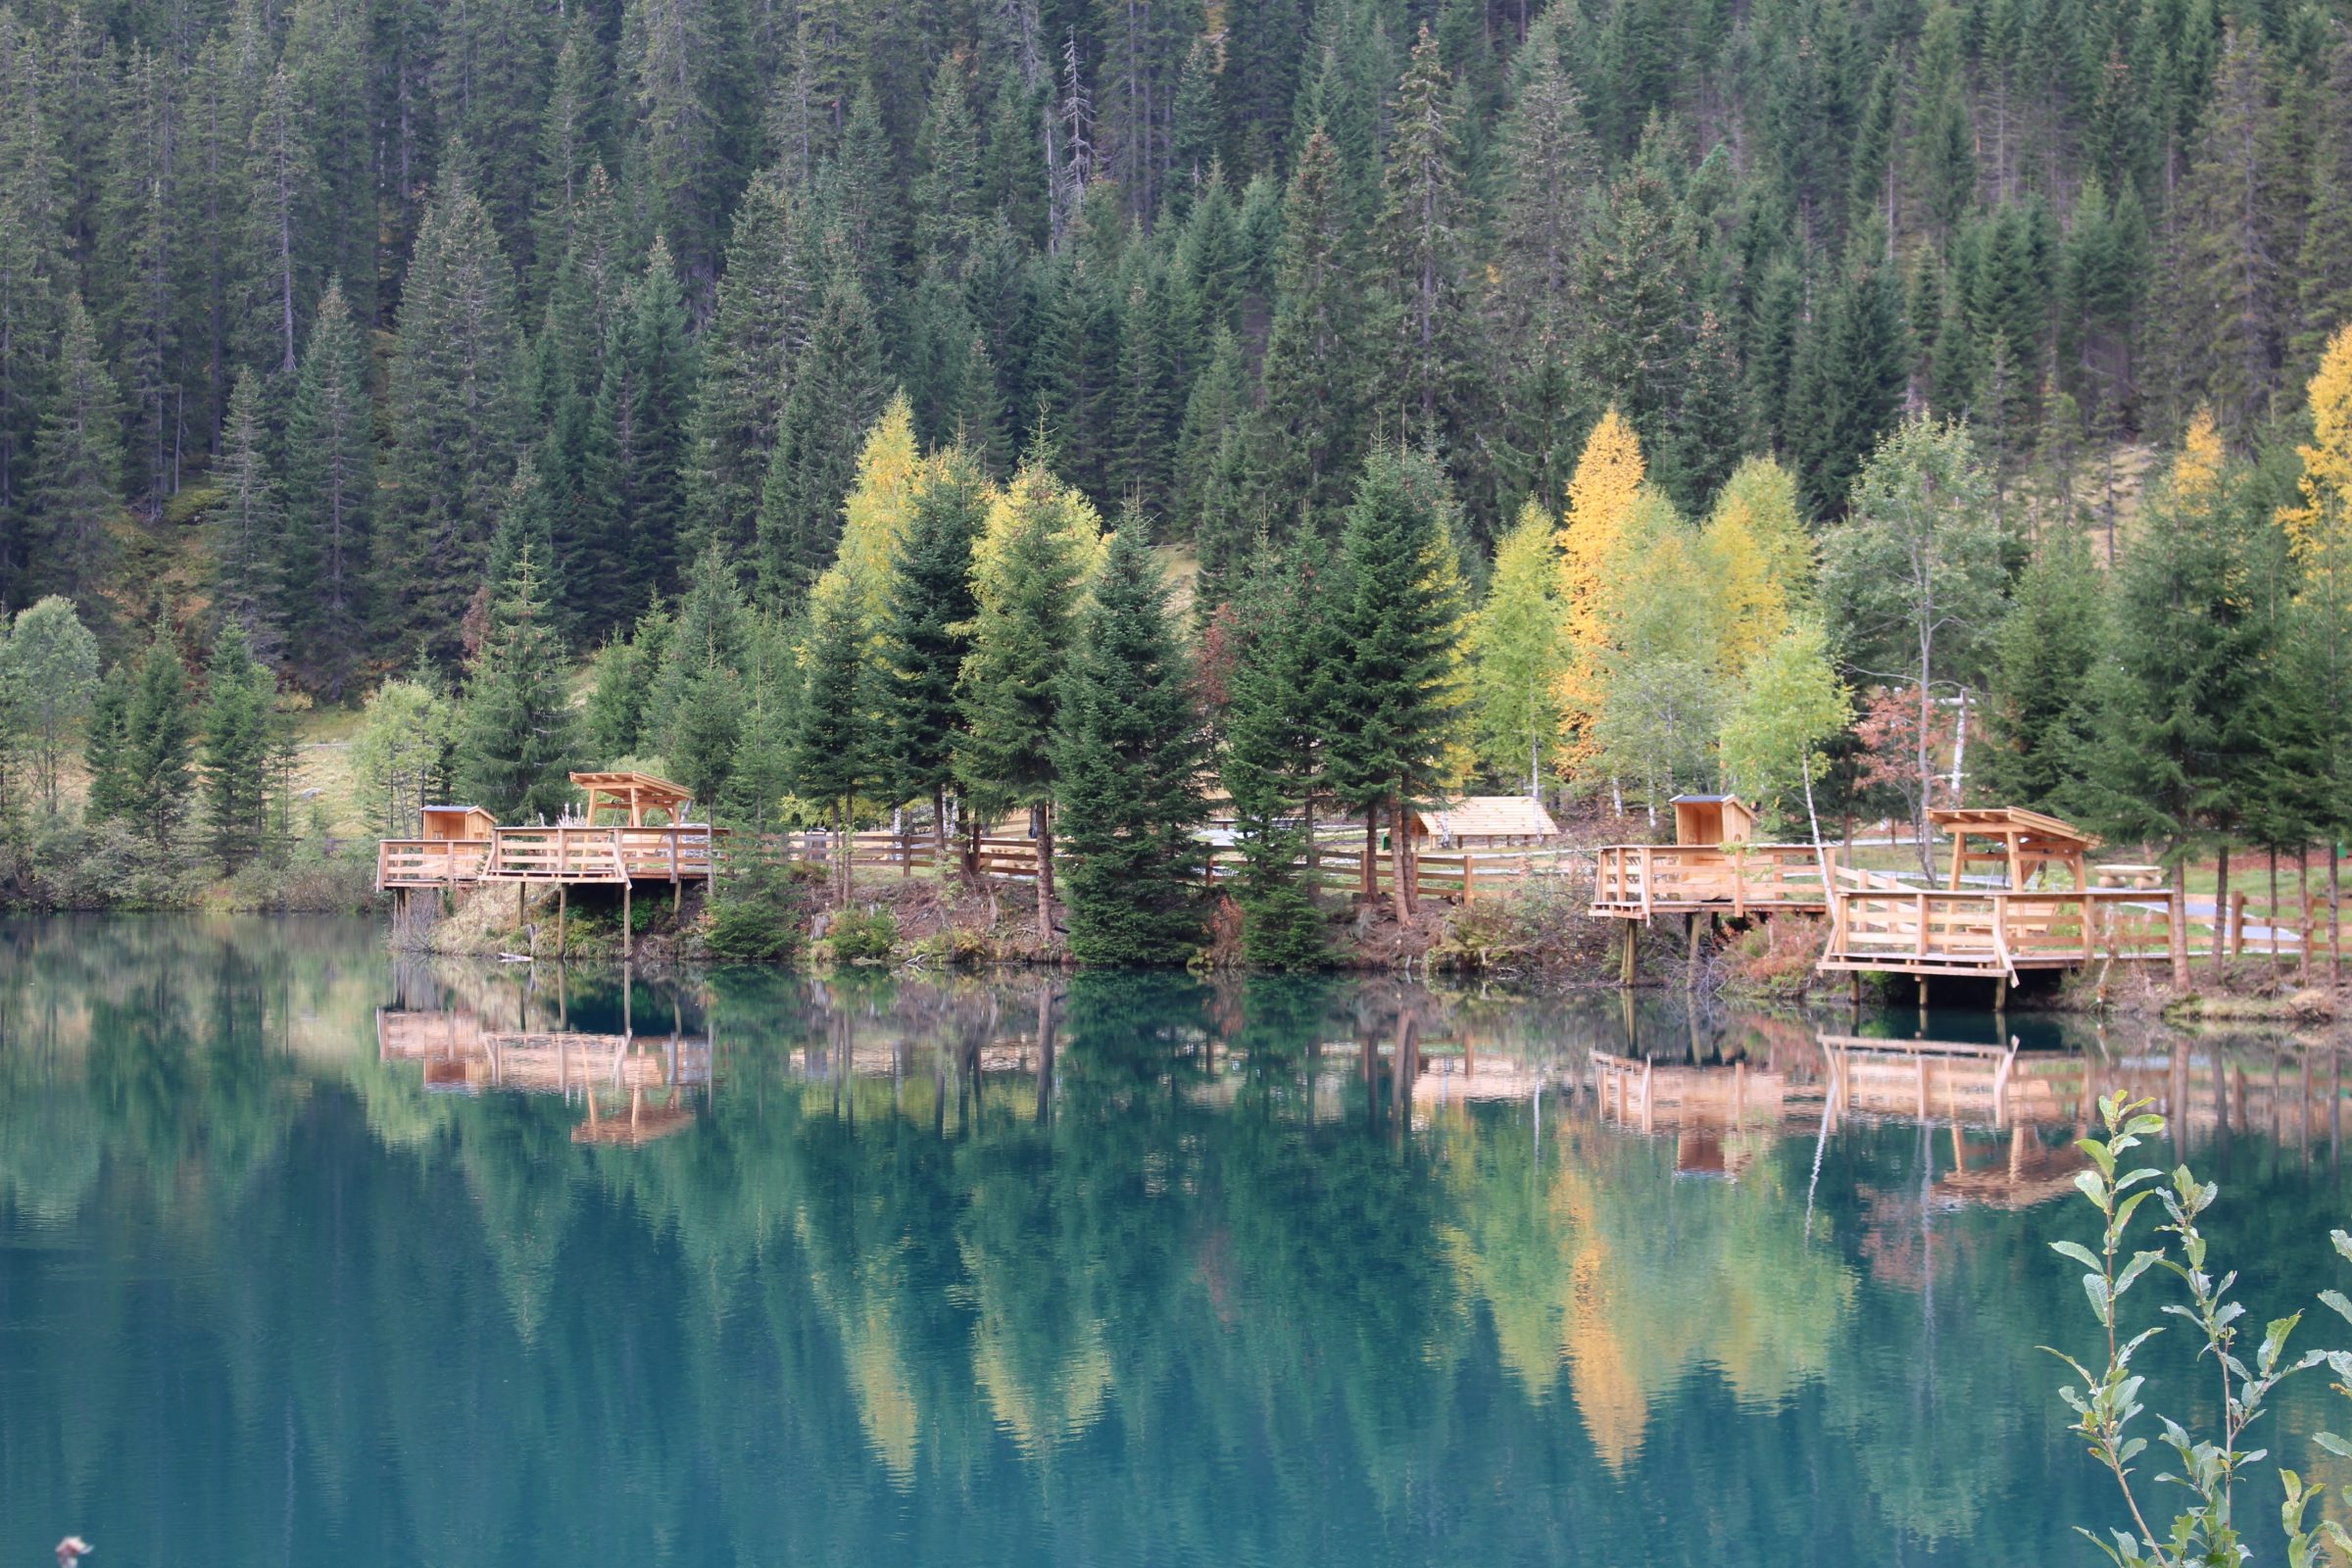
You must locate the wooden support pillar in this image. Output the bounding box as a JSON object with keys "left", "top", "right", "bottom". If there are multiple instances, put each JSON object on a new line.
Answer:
{"left": 622, "top": 880, "right": 633, "bottom": 959}
{"left": 1619, "top": 920, "right": 1639, "bottom": 987}
{"left": 557, "top": 885, "right": 567, "bottom": 958}
{"left": 516, "top": 880, "right": 525, "bottom": 926}
{"left": 1685, "top": 912, "right": 1702, "bottom": 990}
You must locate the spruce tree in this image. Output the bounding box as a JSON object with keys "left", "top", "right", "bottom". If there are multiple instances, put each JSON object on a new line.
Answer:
{"left": 1219, "top": 539, "right": 1336, "bottom": 967}
{"left": 956, "top": 459, "right": 1101, "bottom": 941}
{"left": 2083, "top": 413, "right": 2274, "bottom": 984}
{"left": 280, "top": 278, "right": 372, "bottom": 700}
{"left": 592, "top": 237, "right": 694, "bottom": 623}
{"left": 756, "top": 269, "right": 886, "bottom": 603}
{"left": 455, "top": 546, "right": 578, "bottom": 821}
{"left": 1982, "top": 524, "right": 2104, "bottom": 813}
{"left": 199, "top": 619, "right": 274, "bottom": 870}
{"left": 28, "top": 295, "right": 122, "bottom": 612}
{"left": 213, "top": 370, "right": 283, "bottom": 662}
{"left": 379, "top": 171, "right": 528, "bottom": 660}
{"left": 1250, "top": 127, "right": 1371, "bottom": 534}
{"left": 792, "top": 575, "right": 871, "bottom": 908}
{"left": 878, "top": 446, "right": 988, "bottom": 853}
{"left": 1054, "top": 520, "right": 1207, "bottom": 964}
{"left": 1322, "top": 444, "right": 1467, "bottom": 919}
{"left": 1377, "top": 26, "right": 1479, "bottom": 456}
{"left": 1788, "top": 239, "right": 1909, "bottom": 515}
{"left": 103, "top": 635, "right": 196, "bottom": 850}
{"left": 2295, "top": 29, "right": 2352, "bottom": 376}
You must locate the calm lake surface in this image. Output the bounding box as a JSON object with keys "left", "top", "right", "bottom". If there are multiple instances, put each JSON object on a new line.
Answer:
{"left": 4, "top": 916, "right": 2350, "bottom": 1567}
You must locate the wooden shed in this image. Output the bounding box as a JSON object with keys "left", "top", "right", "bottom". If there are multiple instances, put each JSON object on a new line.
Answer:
{"left": 1671, "top": 795, "right": 1757, "bottom": 846}
{"left": 1928, "top": 806, "right": 2096, "bottom": 891}
{"left": 570, "top": 771, "right": 696, "bottom": 826}
{"left": 419, "top": 805, "right": 496, "bottom": 842}
{"left": 1405, "top": 796, "right": 1560, "bottom": 848}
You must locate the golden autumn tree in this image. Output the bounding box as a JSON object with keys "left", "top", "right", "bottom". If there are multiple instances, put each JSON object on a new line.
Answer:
{"left": 822, "top": 393, "right": 928, "bottom": 629}
{"left": 1555, "top": 408, "right": 1646, "bottom": 774}
{"left": 1696, "top": 456, "right": 1813, "bottom": 675}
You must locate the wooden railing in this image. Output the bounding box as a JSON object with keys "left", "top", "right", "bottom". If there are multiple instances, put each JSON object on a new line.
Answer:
{"left": 1822, "top": 867, "right": 2177, "bottom": 976}
{"left": 483, "top": 824, "right": 720, "bottom": 882}
{"left": 376, "top": 838, "right": 491, "bottom": 889}
{"left": 1589, "top": 843, "right": 1829, "bottom": 915}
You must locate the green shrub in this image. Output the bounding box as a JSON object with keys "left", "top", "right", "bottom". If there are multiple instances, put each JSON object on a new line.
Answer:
{"left": 698, "top": 863, "right": 806, "bottom": 962}
{"left": 828, "top": 906, "right": 898, "bottom": 963}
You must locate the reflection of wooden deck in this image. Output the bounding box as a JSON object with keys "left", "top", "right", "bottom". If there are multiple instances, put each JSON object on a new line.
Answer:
{"left": 1590, "top": 844, "right": 1828, "bottom": 918}
{"left": 1591, "top": 1050, "right": 1822, "bottom": 1133}
{"left": 375, "top": 1008, "right": 712, "bottom": 1142}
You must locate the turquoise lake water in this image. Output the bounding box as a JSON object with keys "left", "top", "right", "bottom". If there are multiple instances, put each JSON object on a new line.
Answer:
{"left": 3, "top": 915, "right": 2350, "bottom": 1566}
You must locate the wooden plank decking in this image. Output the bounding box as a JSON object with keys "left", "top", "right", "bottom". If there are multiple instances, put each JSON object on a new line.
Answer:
{"left": 376, "top": 825, "right": 720, "bottom": 890}
{"left": 1817, "top": 866, "right": 2178, "bottom": 981}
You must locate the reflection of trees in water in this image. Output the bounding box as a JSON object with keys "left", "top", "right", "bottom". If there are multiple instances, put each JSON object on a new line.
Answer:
{"left": 8, "top": 923, "right": 2352, "bottom": 1564}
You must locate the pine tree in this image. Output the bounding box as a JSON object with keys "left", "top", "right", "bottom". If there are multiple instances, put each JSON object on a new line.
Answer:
{"left": 102, "top": 635, "right": 196, "bottom": 850}
{"left": 483, "top": 455, "right": 563, "bottom": 618}
{"left": 650, "top": 543, "right": 750, "bottom": 780}
{"left": 431, "top": 0, "right": 557, "bottom": 259}
{"left": 455, "top": 546, "right": 578, "bottom": 820}
{"left": 792, "top": 572, "right": 870, "bottom": 908}
{"left": 2294, "top": 29, "right": 2352, "bottom": 376}
{"left": 756, "top": 268, "right": 886, "bottom": 603}
{"left": 27, "top": 295, "right": 122, "bottom": 612}
{"left": 213, "top": 370, "right": 282, "bottom": 662}
{"left": 199, "top": 619, "right": 275, "bottom": 869}
{"left": 1982, "top": 524, "right": 2105, "bottom": 813}
{"left": 1250, "top": 127, "right": 1371, "bottom": 535}
{"left": 379, "top": 172, "right": 527, "bottom": 660}
{"left": 2276, "top": 326, "right": 2352, "bottom": 968}
{"left": 241, "top": 65, "right": 318, "bottom": 377}
{"left": 912, "top": 53, "right": 983, "bottom": 275}
{"left": 584, "top": 601, "right": 672, "bottom": 761}
{"left": 879, "top": 445, "right": 988, "bottom": 851}
{"left": 956, "top": 458, "right": 1102, "bottom": 940}
{"left": 2086, "top": 412, "right": 2277, "bottom": 984}
{"left": 592, "top": 236, "right": 694, "bottom": 623}
{"left": 1377, "top": 26, "right": 1477, "bottom": 452}
{"left": 1323, "top": 444, "right": 1467, "bottom": 919}
{"left": 280, "top": 278, "right": 372, "bottom": 699}
{"left": 1218, "top": 538, "right": 1336, "bottom": 967}
{"left": 618, "top": 0, "right": 743, "bottom": 287}
{"left": 1788, "top": 238, "right": 1909, "bottom": 516}
{"left": 1054, "top": 520, "right": 1207, "bottom": 963}
{"left": 1487, "top": 10, "right": 1600, "bottom": 513}
{"left": 1572, "top": 144, "right": 1701, "bottom": 494}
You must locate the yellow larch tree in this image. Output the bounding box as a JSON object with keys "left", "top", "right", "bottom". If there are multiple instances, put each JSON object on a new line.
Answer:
{"left": 1697, "top": 456, "right": 1814, "bottom": 676}
{"left": 2276, "top": 328, "right": 2352, "bottom": 979}
{"left": 820, "top": 392, "right": 927, "bottom": 629}
{"left": 1555, "top": 408, "right": 1646, "bottom": 769}
{"left": 2279, "top": 325, "right": 2352, "bottom": 598}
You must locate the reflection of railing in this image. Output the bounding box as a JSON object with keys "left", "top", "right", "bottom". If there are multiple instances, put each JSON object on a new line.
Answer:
{"left": 1590, "top": 844, "right": 1828, "bottom": 917}
{"left": 1820, "top": 867, "right": 2177, "bottom": 977}
{"left": 376, "top": 838, "right": 491, "bottom": 889}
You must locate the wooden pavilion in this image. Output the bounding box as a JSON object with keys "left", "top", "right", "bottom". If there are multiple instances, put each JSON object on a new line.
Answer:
{"left": 1404, "top": 796, "right": 1561, "bottom": 849}
{"left": 1927, "top": 807, "right": 2094, "bottom": 891}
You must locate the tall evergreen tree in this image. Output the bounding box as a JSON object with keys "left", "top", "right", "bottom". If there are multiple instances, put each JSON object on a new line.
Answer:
{"left": 27, "top": 295, "right": 122, "bottom": 612}
{"left": 956, "top": 458, "right": 1101, "bottom": 941}
{"left": 1788, "top": 238, "right": 1909, "bottom": 515}
{"left": 92, "top": 634, "right": 196, "bottom": 850}
{"left": 199, "top": 619, "right": 275, "bottom": 869}
{"left": 1054, "top": 520, "right": 1207, "bottom": 963}
{"left": 1982, "top": 524, "right": 2105, "bottom": 812}
{"left": 455, "top": 546, "right": 577, "bottom": 820}
{"left": 591, "top": 236, "right": 694, "bottom": 624}
{"left": 379, "top": 172, "right": 528, "bottom": 660}
{"left": 685, "top": 169, "right": 810, "bottom": 559}
{"left": 280, "top": 278, "right": 372, "bottom": 699}
{"left": 756, "top": 268, "right": 886, "bottom": 603}
{"left": 1219, "top": 538, "right": 1336, "bottom": 967}
{"left": 213, "top": 370, "right": 282, "bottom": 662}
{"left": 1250, "top": 127, "right": 1371, "bottom": 535}
{"left": 791, "top": 574, "right": 871, "bottom": 908}
{"left": 878, "top": 446, "right": 988, "bottom": 852}
{"left": 1322, "top": 444, "right": 1466, "bottom": 919}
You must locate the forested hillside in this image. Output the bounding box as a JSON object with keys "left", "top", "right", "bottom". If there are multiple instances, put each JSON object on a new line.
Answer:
{"left": 4, "top": 0, "right": 2352, "bottom": 958}
{"left": 6, "top": 0, "right": 2351, "bottom": 667}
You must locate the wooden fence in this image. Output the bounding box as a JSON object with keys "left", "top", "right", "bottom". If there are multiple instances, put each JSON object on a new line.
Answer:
{"left": 1820, "top": 866, "right": 2178, "bottom": 978}
{"left": 1590, "top": 843, "right": 1828, "bottom": 916}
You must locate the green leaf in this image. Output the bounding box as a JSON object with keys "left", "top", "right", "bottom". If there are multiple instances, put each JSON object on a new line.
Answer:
{"left": 2051, "top": 1240, "right": 2103, "bottom": 1271}
{"left": 2076, "top": 1169, "right": 2110, "bottom": 1206}
{"left": 2313, "top": 1432, "right": 2352, "bottom": 1459}
{"left": 2319, "top": 1288, "right": 2352, "bottom": 1326}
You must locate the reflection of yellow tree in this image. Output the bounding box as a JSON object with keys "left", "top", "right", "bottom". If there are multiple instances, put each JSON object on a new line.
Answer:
{"left": 794, "top": 1209, "right": 923, "bottom": 1479}
{"left": 1442, "top": 1122, "right": 1856, "bottom": 1470}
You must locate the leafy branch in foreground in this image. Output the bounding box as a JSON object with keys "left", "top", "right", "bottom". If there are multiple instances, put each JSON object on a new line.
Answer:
{"left": 2048, "top": 1091, "right": 2352, "bottom": 1567}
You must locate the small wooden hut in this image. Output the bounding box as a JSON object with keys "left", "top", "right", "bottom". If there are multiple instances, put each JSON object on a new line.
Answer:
{"left": 1404, "top": 796, "right": 1560, "bottom": 849}
{"left": 418, "top": 805, "right": 496, "bottom": 843}
{"left": 1671, "top": 794, "right": 1757, "bottom": 846}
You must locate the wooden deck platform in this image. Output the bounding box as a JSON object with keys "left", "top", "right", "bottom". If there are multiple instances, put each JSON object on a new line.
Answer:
{"left": 1817, "top": 865, "right": 2177, "bottom": 982}
{"left": 1589, "top": 843, "right": 1828, "bottom": 918}
{"left": 377, "top": 824, "right": 719, "bottom": 890}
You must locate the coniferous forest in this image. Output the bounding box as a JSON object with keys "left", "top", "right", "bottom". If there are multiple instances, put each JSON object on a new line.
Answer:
{"left": 3, "top": 0, "right": 2352, "bottom": 966}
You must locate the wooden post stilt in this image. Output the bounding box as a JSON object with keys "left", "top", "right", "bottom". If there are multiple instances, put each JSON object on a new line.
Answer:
{"left": 1619, "top": 920, "right": 1639, "bottom": 987}
{"left": 1685, "top": 912, "right": 1702, "bottom": 990}
{"left": 558, "top": 885, "right": 567, "bottom": 957}
{"left": 623, "top": 881, "right": 633, "bottom": 958}
{"left": 516, "top": 881, "right": 525, "bottom": 926}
